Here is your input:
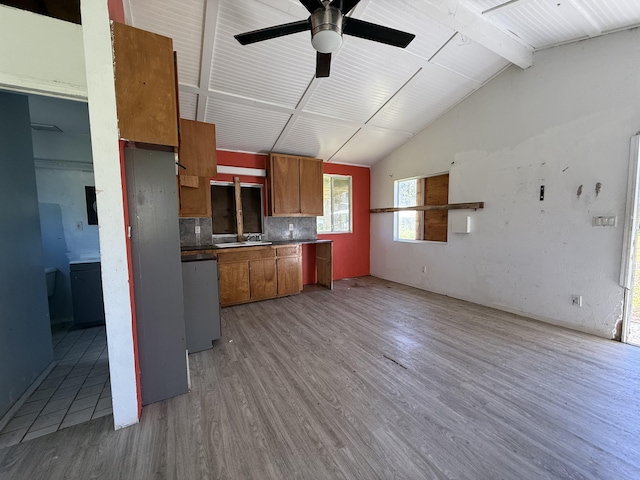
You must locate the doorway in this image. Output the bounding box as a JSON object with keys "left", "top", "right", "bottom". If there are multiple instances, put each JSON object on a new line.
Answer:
{"left": 621, "top": 134, "right": 640, "bottom": 345}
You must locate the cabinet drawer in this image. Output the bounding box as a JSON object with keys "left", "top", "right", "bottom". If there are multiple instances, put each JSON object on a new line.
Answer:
{"left": 276, "top": 245, "right": 299, "bottom": 257}
{"left": 216, "top": 247, "right": 275, "bottom": 263}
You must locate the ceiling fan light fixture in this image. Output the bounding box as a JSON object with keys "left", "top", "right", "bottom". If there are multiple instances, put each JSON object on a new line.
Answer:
{"left": 311, "top": 30, "right": 343, "bottom": 53}
{"left": 310, "top": 5, "right": 343, "bottom": 53}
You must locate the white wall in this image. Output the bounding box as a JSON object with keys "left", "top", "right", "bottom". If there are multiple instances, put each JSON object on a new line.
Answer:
{"left": 35, "top": 167, "right": 100, "bottom": 260}
{"left": 0, "top": 6, "right": 86, "bottom": 99}
{"left": 371, "top": 28, "right": 640, "bottom": 339}
{"left": 82, "top": 0, "right": 141, "bottom": 428}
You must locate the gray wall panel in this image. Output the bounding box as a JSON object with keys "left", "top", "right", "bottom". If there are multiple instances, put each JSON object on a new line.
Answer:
{"left": 0, "top": 92, "right": 53, "bottom": 418}
{"left": 125, "top": 148, "right": 188, "bottom": 405}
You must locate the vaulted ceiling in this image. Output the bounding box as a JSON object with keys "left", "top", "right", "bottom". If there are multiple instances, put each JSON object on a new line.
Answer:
{"left": 125, "top": 0, "right": 640, "bottom": 165}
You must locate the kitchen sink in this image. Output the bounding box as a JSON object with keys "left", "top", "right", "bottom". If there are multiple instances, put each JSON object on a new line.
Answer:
{"left": 214, "top": 241, "right": 272, "bottom": 248}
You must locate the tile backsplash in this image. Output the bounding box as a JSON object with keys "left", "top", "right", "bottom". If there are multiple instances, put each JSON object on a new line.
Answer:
{"left": 179, "top": 216, "right": 317, "bottom": 246}
{"left": 264, "top": 216, "right": 317, "bottom": 241}
{"left": 179, "top": 217, "right": 213, "bottom": 247}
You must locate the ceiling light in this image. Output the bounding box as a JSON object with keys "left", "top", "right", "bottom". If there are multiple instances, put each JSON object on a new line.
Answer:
{"left": 310, "top": 5, "right": 343, "bottom": 54}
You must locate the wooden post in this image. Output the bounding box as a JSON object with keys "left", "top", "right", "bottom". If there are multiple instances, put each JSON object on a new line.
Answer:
{"left": 234, "top": 177, "right": 244, "bottom": 241}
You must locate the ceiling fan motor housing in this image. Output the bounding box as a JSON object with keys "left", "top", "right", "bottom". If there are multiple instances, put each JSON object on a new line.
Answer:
{"left": 310, "top": 5, "right": 344, "bottom": 53}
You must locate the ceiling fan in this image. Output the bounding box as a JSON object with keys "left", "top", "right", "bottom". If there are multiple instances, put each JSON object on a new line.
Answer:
{"left": 234, "top": 0, "right": 416, "bottom": 78}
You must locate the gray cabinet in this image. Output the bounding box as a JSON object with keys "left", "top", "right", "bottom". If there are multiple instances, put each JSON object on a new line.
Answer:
{"left": 125, "top": 148, "right": 188, "bottom": 405}
{"left": 181, "top": 254, "right": 221, "bottom": 353}
{"left": 70, "top": 261, "right": 105, "bottom": 328}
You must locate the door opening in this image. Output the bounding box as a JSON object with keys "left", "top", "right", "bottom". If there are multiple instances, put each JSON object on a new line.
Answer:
{"left": 620, "top": 134, "right": 640, "bottom": 345}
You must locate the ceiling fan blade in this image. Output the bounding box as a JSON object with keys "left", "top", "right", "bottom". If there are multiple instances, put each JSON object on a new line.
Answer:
{"left": 343, "top": 18, "right": 415, "bottom": 48}
{"left": 235, "top": 20, "right": 310, "bottom": 45}
{"left": 316, "top": 52, "right": 331, "bottom": 78}
{"left": 299, "top": 0, "right": 322, "bottom": 14}
{"left": 330, "top": 0, "right": 361, "bottom": 14}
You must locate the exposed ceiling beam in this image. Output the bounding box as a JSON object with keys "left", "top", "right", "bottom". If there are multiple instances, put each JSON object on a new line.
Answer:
{"left": 196, "top": 0, "right": 221, "bottom": 121}
{"left": 406, "top": 0, "right": 533, "bottom": 68}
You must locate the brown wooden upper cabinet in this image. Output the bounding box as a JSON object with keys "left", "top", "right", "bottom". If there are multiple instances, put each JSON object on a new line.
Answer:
{"left": 267, "top": 153, "right": 323, "bottom": 216}
{"left": 178, "top": 120, "right": 217, "bottom": 177}
{"left": 112, "top": 22, "right": 179, "bottom": 147}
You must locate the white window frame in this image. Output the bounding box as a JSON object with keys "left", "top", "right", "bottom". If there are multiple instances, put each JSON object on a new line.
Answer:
{"left": 318, "top": 174, "right": 352, "bottom": 234}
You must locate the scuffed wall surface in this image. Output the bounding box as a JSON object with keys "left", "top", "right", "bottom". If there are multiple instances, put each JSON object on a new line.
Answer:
{"left": 371, "top": 28, "right": 640, "bottom": 338}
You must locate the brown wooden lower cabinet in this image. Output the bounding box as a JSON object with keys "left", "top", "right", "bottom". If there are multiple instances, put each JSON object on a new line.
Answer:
{"left": 249, "top": 258, "right": 277, "bottom": 300}
{"left": 215, "top": 244, "right": 302, "bottom": 307}
{"left": 218, "top": 262, "right": 249, "bottom": 306}
{"left": 277, "top": 257, "right": 300, "bottom": 296}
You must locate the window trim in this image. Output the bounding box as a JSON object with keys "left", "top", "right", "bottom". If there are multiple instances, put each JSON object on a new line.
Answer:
{"left": 318, "top": 174, "right": 353, "bottom": 234}
{"left": 393, "top": 172, "right": 449, "bottom": 244}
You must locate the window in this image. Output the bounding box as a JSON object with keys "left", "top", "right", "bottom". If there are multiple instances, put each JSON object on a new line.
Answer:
{"left": 317, "top": 174, "right": 352, "bottom": 233}
{"left": 394, "top": 173, "right": 449, "bottom": 242}
{"left": 210, "top": 183, "right": 263, "bottom": 234}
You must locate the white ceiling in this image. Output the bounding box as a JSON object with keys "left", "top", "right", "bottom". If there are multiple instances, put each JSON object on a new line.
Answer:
{"left": 126, "top": 0, "right": 640, "bottom": 166}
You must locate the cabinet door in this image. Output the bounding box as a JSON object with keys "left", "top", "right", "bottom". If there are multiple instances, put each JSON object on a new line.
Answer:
{"left": 249, "top": 258, "right": 277, "bottom": 300}
{"left": 112, "top": 22, "right": 178, "bottom": 147}
{"left": 299, "top": 157, "right": 323, "bottom": 216}
{"left": 179, "top": 176, "right": 212, "bottom": 217}
{"left": 271, "top": 155, "right": 300, "bottom": 215}
{"left": 277, "top": 256, "right": 301, "bottom": 296}
{"left": 218, "top": 262, "right": 250, "bottom": 306}
{"left": 178, "top": 120, "right": 217, "bottom": 177}
{"left": 316, "top": 242, "right": 333, "bottom": 290}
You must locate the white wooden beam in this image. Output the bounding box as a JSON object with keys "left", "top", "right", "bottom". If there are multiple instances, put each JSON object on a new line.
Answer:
{"left": 406, "top": 0, "right": 533, "bottom": 68}
{"left": 196, "top": 0, "right": 221, "bottom": 121}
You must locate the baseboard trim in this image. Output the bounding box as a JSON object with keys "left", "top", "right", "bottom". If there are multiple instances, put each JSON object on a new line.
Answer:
{"left": 0, "top": 361, "right": 56, "bottom": 432}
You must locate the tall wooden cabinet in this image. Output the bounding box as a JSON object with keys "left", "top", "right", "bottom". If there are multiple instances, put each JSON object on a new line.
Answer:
{"left": 267, "top": 154, "right": 323, "bottom": 216}
{"left": 112, "top": 22, "right": 178, "bottom": 147}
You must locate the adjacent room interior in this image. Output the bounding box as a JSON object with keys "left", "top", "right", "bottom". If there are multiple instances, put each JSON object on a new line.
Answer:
{"left": 1, "top": 0, "right": 640, "bottom": 479}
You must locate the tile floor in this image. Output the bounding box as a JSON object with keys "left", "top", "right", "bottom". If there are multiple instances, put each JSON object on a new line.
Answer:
{"left": 0, "top": 325, "right": 111, "bottom": 448}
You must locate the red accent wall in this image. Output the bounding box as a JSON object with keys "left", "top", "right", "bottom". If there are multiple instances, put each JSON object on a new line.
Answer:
{"left": 318, "top": 163, "right": 370, "bottom": 281}
{"left": 214, "top": 151, "right": 370, "bottom": 283}
{"left": 119, "top": 141, "right": 142, "bottom": 417}
{"left": 107, "top": 0, "right": 125, "bottom": 23}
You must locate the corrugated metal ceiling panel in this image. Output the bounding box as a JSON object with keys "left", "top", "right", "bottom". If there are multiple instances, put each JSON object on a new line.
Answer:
{"left": 430, "top": 34, "right": 510, "bottom": 84}
{"left": 129, "top": 0, "right": 205, "bottom": 87}
{"left": 178, "top": 91, "right": 198, "bottom": 120}
{"left": 210, "top": 0, "right": 316, "bottom": 109}
{"left": 483, "top": 0, "right": 594, "bottom": 49}
{"left": 303, "top": 38, "right": 420, "bottom": 124}
{"left": 462, "top": 0, "right": 510, "bottom": 13}
{"left": 358, "top": 0, "right": 457, "bottom": 62}
{"left": 580, "top": 0, "right": 640, "bottom": 32}
{"left": 331, "top": 127, "right": 412, "bottom": 166}
{"left": 369, "top": 64, "right": 476, "bottom": 133}
{"left": 277, "top": 114, "right": 361, "bottom": 160}
{"left": 204, "top": 97, "right": 291, "bottom": 153}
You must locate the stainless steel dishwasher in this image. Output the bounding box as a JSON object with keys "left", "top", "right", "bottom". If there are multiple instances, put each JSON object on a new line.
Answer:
{"left": 181, "top": 253, "right": 222, "bottom": 353}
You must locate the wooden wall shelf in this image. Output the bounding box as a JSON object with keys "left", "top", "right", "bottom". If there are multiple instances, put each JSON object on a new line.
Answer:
{"left": 369, "top": 202, "right": 484, "bottom": 214}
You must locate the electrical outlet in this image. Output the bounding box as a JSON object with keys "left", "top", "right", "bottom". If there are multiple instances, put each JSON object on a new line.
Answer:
{"left": 289, "top": 223, "right": 294, "bottom": 232}
{"left": 195, "top": 225, "right": 201, "bottom": 234}
{"left": 572, "top": 295, "right": 582, "bottom": 307}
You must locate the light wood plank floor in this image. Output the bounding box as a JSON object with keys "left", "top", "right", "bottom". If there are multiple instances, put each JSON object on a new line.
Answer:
{"left": 1, "top": 276, "right": 639, "bottom": 479}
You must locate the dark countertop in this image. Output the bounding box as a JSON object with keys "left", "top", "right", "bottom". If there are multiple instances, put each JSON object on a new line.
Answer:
{"left": 181, "top": 239, "right": 332, "bottom": 252}
{"left": 181, "top": 253, "right": 217, "bottom": 262}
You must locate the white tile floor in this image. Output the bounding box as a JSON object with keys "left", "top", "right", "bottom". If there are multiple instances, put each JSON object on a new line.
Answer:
{"left": 0, "top": 325, "right": 111, "bottom": 448}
